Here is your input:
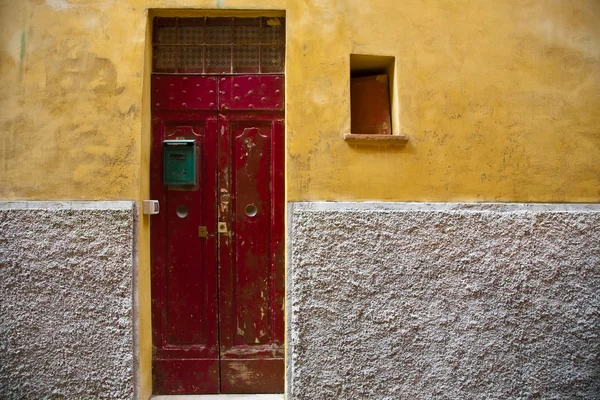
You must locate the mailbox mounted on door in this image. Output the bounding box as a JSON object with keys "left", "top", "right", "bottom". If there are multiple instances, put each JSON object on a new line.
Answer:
{"left": 163, "top": 140, "right": 197, "bottom": 186}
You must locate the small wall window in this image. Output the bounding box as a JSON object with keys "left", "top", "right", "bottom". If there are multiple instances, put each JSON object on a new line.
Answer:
{"left": 346, "top": 54, "right": 407, "bottom": 145}
{"left": 350, "top": 54, "right": 395, "bottom": 135}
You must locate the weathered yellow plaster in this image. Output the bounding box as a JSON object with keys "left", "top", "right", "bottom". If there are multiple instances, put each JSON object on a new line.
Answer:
{"left": 284, "top": 0, "right": 600, "bottom": 202}
{"left": 2, "top": 1, "right": 600, "bottom": 398}
{"left": 1, "top": 0, "right": 598, "bottom": 200}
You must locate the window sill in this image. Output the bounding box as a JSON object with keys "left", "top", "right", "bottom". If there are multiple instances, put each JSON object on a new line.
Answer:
{"left": 344, "top": 133, "right": 409, "bottom": 145}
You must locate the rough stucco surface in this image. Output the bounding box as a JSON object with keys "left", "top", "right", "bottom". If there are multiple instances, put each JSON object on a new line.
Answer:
{"left": 0, "top": 202, "right": 135, "bottom": 399}
{"left": 288, "top": 203, "right": 600, "bottom": 400}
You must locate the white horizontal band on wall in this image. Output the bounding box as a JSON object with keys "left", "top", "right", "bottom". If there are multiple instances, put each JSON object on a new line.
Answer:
{"left": 0, "top": 201, "right": 134, "bottom": 210}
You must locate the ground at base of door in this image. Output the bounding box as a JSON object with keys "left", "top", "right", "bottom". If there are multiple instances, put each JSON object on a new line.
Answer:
{"left": 151, "top": 395, "right": 284, "bottom": 400}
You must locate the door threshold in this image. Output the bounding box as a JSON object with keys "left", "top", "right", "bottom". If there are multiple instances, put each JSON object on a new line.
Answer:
{"left": 151, "top": 395, "right": 284, "bottom": 400}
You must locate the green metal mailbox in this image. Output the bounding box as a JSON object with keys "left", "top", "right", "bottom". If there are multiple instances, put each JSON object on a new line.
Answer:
{"left": 163, "top": 140, "right": 197, "bottom": 186}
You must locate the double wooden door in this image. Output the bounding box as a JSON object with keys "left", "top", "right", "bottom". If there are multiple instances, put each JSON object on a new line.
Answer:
{"left": 150, "top": 75, "right": 284, "bottom": 394}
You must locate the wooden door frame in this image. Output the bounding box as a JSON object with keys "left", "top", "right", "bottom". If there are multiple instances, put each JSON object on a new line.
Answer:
{"left": 141, "top": 9, "right": 287, "bottom": 397}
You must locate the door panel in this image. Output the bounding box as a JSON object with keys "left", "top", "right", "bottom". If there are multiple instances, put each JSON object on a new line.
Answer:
{"left": 219, "top": 75, "right": 284, "bottom": 111}
{"left": 164, "top": 124, "right": 208, "bottom": 346}
{"left": 218, "top": 114, "right": 285, "bottom": 393}
{"left": 153, "top": 359, "right": 219, "bottom": 395}
{"left": 151, "top": 113, "right": 219, "bottom": 394}
{"left": 220, "top": 359, "right": 284, "bottom": 393}
{"left": 152, "top": 75, "right": 218, "bottom": 111}
{"left": 233, "top": 125, "right": 273, "bottom": 347}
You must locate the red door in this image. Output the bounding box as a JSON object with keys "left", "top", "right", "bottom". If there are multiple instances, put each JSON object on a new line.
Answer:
{"left": 150, "top": 75, "right": 284, "bottom": 394}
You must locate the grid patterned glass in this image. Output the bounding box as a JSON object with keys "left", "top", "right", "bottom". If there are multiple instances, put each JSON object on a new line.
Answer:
{"left": 156, "top": 26, "right": 177, "bottom": 44}
{"left": 180, "top": 46, "right": 204, "bottom": 70}
{"left": 261, "top": 22, "right": 282, "bottom": 44}
{"left": 153, "top": 46, "right": 178, "bottom": 71}
{"left": 179, "top": 25, "right": 204, "bottom": 44}
{"left": 152, "top": 17, "right": 285, "bottom": 74}
{"left": 233, "top": 46, "right": 259, "bottom": 71}
{"left": 261, "top": 46, "right": 284, "bottom": 72}
{"left": 235, "top": 25, "right": 261, "bottom": 44}
{"left": 205, "top": 25, "right": 232, "bottom": 44}
{"left": 206, "top": 46, "right": 231, "bottom": 71}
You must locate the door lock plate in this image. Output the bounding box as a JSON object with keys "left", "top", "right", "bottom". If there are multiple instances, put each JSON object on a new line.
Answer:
{"left": 198, "top": 226, "right": 208, "bottom": 238}
{"left": 218, "top": 222, "right": 228, "bottom": 233}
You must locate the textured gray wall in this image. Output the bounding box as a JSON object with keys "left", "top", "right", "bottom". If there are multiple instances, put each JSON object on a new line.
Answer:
{"left": 0, "top": 202, "right": 136, "bottom": 400}
{"left": 288, "top": 203, "right": 600, "bottom": 400}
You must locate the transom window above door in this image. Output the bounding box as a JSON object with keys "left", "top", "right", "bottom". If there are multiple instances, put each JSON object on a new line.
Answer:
{"left": 153, "top": 17, "right": 286, "bottom": 74}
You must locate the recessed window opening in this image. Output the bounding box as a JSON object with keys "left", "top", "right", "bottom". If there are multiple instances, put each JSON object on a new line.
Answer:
{"left": 153, "top": 17, "right": 285, "bottom": 74}
{"left": 350, "top": 54, "right": 395, "bottom": 135}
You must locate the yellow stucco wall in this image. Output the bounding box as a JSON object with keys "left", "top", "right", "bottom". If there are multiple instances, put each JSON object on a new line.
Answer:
{"left": 1, "top": 0, "right": 599, "bottom": 203}
{"left": 1, "top": 1, "right": 599, "bottom": 398}
{"left": 285, "top": 0, "right": 600, "bottom": 202}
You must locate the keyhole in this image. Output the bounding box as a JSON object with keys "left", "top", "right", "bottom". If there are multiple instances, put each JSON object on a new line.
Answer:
{"left": 245, "top": 204, "right": 258, "bottom": 217}
{"left": 176, "top": 205, "right": 189, "bottom": 218}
